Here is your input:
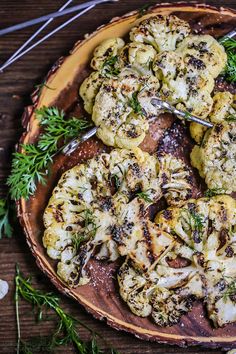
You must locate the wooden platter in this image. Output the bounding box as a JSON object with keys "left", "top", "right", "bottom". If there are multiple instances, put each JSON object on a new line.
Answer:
{"left": 17, "top": 2, "right": 236, "bottom": 350}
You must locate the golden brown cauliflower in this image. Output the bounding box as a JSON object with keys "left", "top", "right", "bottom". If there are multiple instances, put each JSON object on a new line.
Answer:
{"left": 176, "top": 34, "right": 227, "bottom": 78}
{"left": 92, "top": 74, "right": 160, "bottom": 149}
{"left": 130, "top": 15, "right": 190, "bottom": 52}
{"left": 191, "top": 122, "right": 236, "bottom": 193}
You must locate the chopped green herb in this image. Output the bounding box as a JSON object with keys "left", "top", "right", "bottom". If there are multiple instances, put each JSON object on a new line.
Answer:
{"left": 7, "top": 107, "right": 90, "bottom": 200}
{"left": 128, "top": 91, "right": 144, "bottom": 115}
{"left": 205, "top": 188, "right": 225, "bottom": 197}
{"left": 102, "top": 55, "right": 120, "bottom": 77}
{"left": 136, "top": 191, "right": 153, "bottom": 203}
{"left": 111, "top": 174, "right": 121, "bottom": 190}
{"left": 182, "top": 208, "right": 204, "bottom": 240}
{"left": 223, "top": 281, "right": 236, "bottom": 303}
{"left": 225, "top": 114, "right": 236, "bottom": 122}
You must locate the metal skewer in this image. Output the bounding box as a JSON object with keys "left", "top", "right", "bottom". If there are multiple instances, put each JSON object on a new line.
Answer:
{"left": 62, "top": 98, "right": 213, "bottom": 155}
{"left": 0, "top": 0, "right": 117, "bottom": 36}
{"left": 0, "top": 4, "right": 95, "bottom": 72}
{"left": 3, "top": 0, "right": 74, "bottom": 66}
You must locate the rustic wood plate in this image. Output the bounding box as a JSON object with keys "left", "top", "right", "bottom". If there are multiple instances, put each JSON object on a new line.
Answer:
{"left": 18, "top": 2, "right": 236, "bottom": 350}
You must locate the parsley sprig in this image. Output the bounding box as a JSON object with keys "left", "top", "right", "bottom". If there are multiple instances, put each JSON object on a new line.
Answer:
{"left": 7, "top": 107, "right": 90, "bottom": 200}
{"left": 15, "top": 265, "right": 118, "bottom": 354}
{"left": 204, "top": 188, "right": 225, "bottom": 197}
{"left": 219, "top": 37, "right": 236, "bottom": 83}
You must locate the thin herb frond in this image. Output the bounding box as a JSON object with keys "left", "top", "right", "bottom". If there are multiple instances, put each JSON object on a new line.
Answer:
{"left": 204, "top": 188, "right": 225, "bottom": 197}
{"left": 102, "top": 55, "right": 120, "bottom": 77}
{"left": 182, "top": 208, "right": 204, "bottom": 240}
{"left": 0, "top": 197, "right": 14, "bottom": 238}
{"left": 219, "top": 37, "right": 236, "bottom": 83}
{"left": 223, "top": 281, "right": 236, "bottom": 303}
{"left": 128, "top": 92, "right": 144, "bottom": 115}
{"left": 225, "top": 114, "right": 236, "bottom": 122}
{"left": 136, "top": 191, "right": 153, "bottom": 203}
{"left": 7, "top": 107, "right": 90, "bottom": 200}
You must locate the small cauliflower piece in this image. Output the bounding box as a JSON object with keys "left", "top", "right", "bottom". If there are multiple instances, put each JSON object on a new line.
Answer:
{"left": 158, "top": 154, "right": 193, "bottom": 206}
{"left": 79, "top": 71, "right": 104, "bottom": 114}
{"left": 176, "top": 34, "right": 227, "bottom": 78}
{"left": 90, "top": 38, "right": 125, "bottom": 71}
{"left": 190, "top": 122, "right": 236, "bottom": 193}
{"left": 118, "top": 42, "right": 156, "bottom": 75}
{"left": 130, "top": 15, "right": 190, "bottom": 52}
{"left": 209, "top": 91, "right": 234, "bottom": 123}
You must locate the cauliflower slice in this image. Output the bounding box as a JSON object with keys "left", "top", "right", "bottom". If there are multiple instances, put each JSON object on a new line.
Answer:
{"left": 130, "top": 15, "right": 190, "bottom": 52}
{"left": 90, "top": 38, "right": 125, "bottom": 71}
{"left": 92, "top": 74, "right": 160, "bottom": 149}
{"left": 176, "top": 34, "right": 227, "bottom": 78}
{"left": 190, "top": 122, "right": 236, "bottom": 193}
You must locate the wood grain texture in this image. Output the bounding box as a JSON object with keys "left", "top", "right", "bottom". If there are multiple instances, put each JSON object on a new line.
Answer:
{"left": 0, "top": 1, "right": 236, "bottom": 353}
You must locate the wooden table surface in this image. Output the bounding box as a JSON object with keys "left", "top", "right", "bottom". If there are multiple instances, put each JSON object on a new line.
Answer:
{"left": 1, "top": 1, "right": 236, "bottom": 353}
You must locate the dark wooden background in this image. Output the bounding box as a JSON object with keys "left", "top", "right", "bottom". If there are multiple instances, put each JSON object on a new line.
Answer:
{"left": 1, "top": 1, "right": 236, "bottom": 353}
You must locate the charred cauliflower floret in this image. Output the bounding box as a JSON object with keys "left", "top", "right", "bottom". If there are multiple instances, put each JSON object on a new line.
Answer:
{"left": 158, "top": 154, "right": 193, "bottom": 206}
{"left": 130, "top": 15, "right": 190, "bottom": 52}
{"left": 153, "top": 50, "right": 214, "bottom": 118}
{"left": 90, "top": 37, "right": 125, "bottom": 71}
{"left": 176, "top": 34, "right": 227, "bottom": 79}
{"left": 118, "top": 42, "right": 156, "bottom": 75}
{"left": 79, "top": 71, "right": 105, "bottom": 114}
{"left": 92, "top": 74, "right": 160, "bottom": 149}
{"left": 191, "top": 122, "right": 236, "bottom": 193}
{"left": 190, "top": 91, "right": 235, "bottom": 144}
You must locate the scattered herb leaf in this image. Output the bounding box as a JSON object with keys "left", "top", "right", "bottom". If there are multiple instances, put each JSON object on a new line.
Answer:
{"left": 35, "top": 81, "right": 55, "bottom": 94}
{"left": 7, "top": 107, "right": 90, "bottom": 200}
{"left": 128, "top": 92, "right": 143, "bottom": 115}
{"left": 225, "top": 114, "right": 236, "bottom": 122}
{"left": 136, "top": 191, "right": 153, "bottom": 203}
{"left": 182, "top": 208, "right": 204, "bottom": 240}
{"left": 223, "top": 281, "right": 236, "bottom": 303}
{"left": 102, "top": 56, "right": 120, "bottom": 77}
{"left": 205, "top": 188, "right": 225, "bottom": 197}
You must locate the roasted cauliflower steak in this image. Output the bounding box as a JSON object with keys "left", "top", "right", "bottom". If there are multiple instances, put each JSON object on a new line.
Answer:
{"left": 119, "top": 196, "right": 236, "bottom": 327}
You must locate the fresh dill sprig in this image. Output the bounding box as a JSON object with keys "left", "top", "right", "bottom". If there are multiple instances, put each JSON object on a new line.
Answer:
{"left": 0, "top": 197, "right": 14, "bottom": 238}
{"left": 102, "top": 56, "right": 120, "bottom": 77}
{"left": 7, "top": 107, "right": 90, "bottom": 200}
{"left": 15, "top": 265, "right": 118, "bottom": 354}
{"left": 182, "top": 208, "right": 204, "bottom": 240}
{"left": 219, "top": 37, "right": 236, "bottom": 83}
{"left": 136, "top": 191, "right": 153, "bottom": 203}
{"left": 204, "top": 188, "right": 225, "bottom": 197}
{"left": 128, "top": 92, "right": 144, "bottom": 115}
